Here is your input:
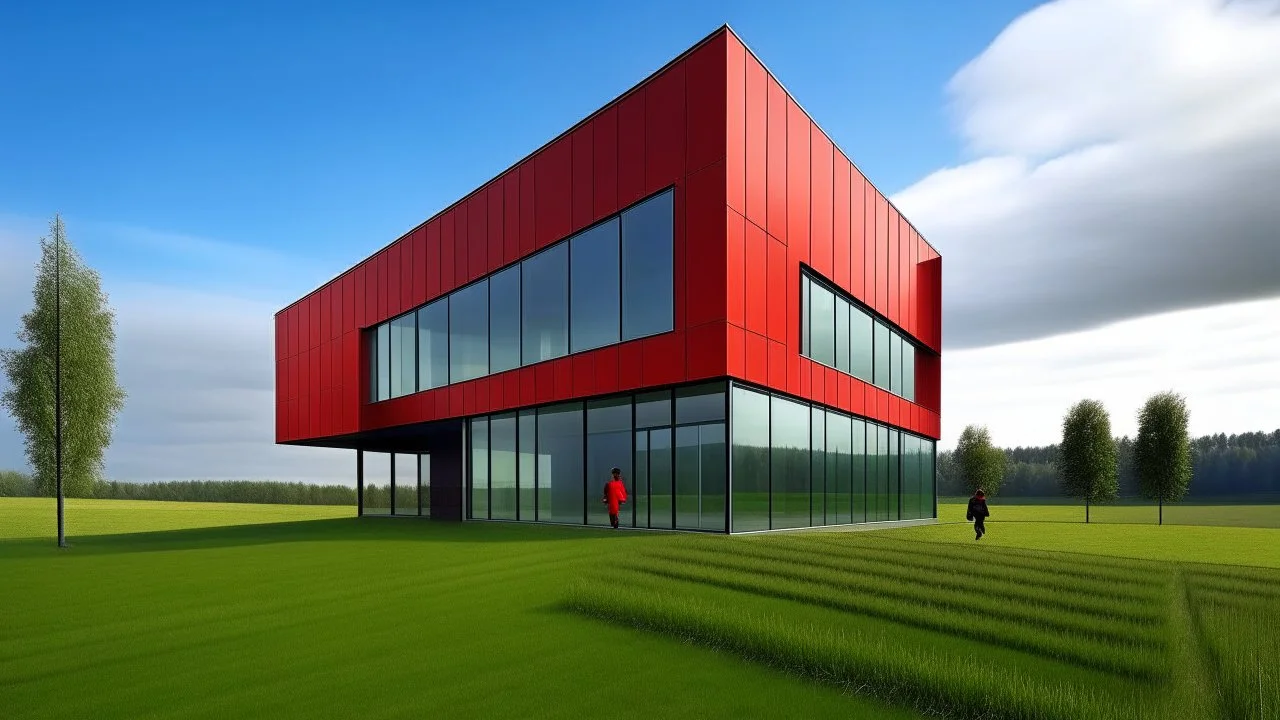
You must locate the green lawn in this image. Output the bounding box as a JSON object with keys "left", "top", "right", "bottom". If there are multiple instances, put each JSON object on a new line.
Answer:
{"left": 939, "top": 496, "right": 1280, "bottom": 528}
{"left": 3, "top": 498, "right": 1278, "bottom": 720}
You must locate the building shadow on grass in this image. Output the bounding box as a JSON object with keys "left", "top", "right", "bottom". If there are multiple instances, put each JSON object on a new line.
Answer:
{"left": 0, "top": 516, "right": 653, "bottom": 559}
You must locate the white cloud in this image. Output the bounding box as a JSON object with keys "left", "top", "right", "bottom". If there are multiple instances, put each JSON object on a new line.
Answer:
{"left": 894, "top": 0, "right": 1280, "bottom": 349}
{"left": 941, "top": 296, "right": 1280, "bottom": 449}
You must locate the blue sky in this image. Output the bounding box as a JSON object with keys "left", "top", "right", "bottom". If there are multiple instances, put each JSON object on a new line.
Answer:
{"left": 3, "top": 0, "right": 1278, "bottom": 481}
{"left": 2, "top": 0, "right": 1037, "bottom": 297}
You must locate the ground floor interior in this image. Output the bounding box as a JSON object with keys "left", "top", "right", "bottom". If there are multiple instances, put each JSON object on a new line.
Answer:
{"left": 346, "top": 380, "right": 937, "bottom": 534}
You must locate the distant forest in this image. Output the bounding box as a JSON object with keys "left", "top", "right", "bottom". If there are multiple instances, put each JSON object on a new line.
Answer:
{"left": 938, "top": 430, "right": 1280, "bottom": 498}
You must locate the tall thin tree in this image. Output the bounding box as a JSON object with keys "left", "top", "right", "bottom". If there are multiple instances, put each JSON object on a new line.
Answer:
{"left": 1134, "top": 391, "right": 1192, "bottom": 525}
{"left": 0, "top": 216, "right": 126, "bottom": 545}
{"left": 1057, "top": 399, "right": 1118, "bottom": 523}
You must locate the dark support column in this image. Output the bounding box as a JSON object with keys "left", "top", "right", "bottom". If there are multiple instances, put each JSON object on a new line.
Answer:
{"left": 390, "top": 452, "right": 397, "bottom": 516}
{"left": 356, "top": 449, "right": 364, "bottom": 517}
{"left": 417, "top": 454, "right": 423, "bottom": 517}
{"left": 426, "top": 421, "right": 465, "bottom": 521}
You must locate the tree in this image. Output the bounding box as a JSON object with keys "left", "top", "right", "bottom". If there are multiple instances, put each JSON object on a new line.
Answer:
{"left": 1057, "top": 399, "right": 1118, "bottom": 522}
{"left": 0, "top": 216, "right": 126, "bottom": 539}
{"left": 953, "top": 425, "right": 1007, "bottom": 497}
{"left": 1134, "top": 391, "right": 1192, "bottom": 525}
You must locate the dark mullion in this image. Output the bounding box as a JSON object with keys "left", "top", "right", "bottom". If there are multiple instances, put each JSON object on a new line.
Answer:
{"left": 389, "top": 452, "right": 396, "bottom": 516}
{"left": 356, "top": 449, "right": 364, "bottom": 517}
{"left": 417, "top": 453, "right": 423, "bottom": 518}
{"left": 724, "top": 381, "right": 732, "bottom": 534}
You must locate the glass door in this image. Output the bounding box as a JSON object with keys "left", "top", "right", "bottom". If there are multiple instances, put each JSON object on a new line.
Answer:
{"left": 634, "top": 428, "right": 673, "bottom": 529}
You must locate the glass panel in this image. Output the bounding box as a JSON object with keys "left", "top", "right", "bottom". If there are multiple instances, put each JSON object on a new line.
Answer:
{"left": 648, "top": 428, "right": 673, "bottom": 529}
{"left": 635, "top": 390, "right": 672, "bottom": 429}
{"left": 389, "top": 314, "right": 411, "bottom": 398}
{"left": 867, "top": 423, "right": 881, "bottom": 522}
{"left": 874, "top": 321, "right": 891, "bottom": 389}
{"left": 700, "top": 424, "right": 727, "bottom": 532}
{"left": 368, "top": 331, "right": 378, "bottom": 402}
{"left": 810, "top": 281, "right": 836, "bottom": 367}
{"left": 852, "top": 420, "right": 866, "bottom": 523}
{"left": 393, "top": 453, "right": 418, "bottom": 516}
{"left": 851, "top": 306, "right": 873, "bottom": 383}
{"left": 522, "top": 244, "right": 569, "bottom": 364}
{"left": 675, "top": 426, "right": 700, "bottom": 530}
{"left": 827, "top": 412, "right": 852, "bottom": 525}
{"left": 925, "top": 440, "right": 936, "bottom": 518}
{"left": 835, "top": 298, "right": 850, "bottom": 373}
{"left": 587, "top": 397, "right": 632, "bottom": 527}
{"left": 450, "top": 281, "right": 489, "bottom": 383}
{"left": 537, "top": 402, "right": 583, "bottom": 524}
{"left": 634, "top": 431, "right": 649, "bottom": 528}
{"left": 888, "top": 429, "right": 900, "bottom": 521}
{"left": 890, "top": 333, "right": 903, "bottom": 396}
{"left": 801, "top": 276, "right": 810, "bottom": 357}
{"left": 675, "top": 382, "right": 725, "bottom": 424}
{"left": 621, "top": 189, "right": 674, "bottom": 340}
{"left": 490, "top": 413, "right": 517, "bottom": 520}
{"left": 419, "top": 454, "right": 431, "bottom": 518}
{"left": 570, "top": 219, "right": 621, "bottom": 353}
{"left": 362, "top": 451, "right": 391, "bottom": 515}
{"left": 489, "top": 266, "right": 521, "bottom": 374}
{"left": 909, "top": 435, "right": 923, "bottom": 521}
{"left": 730, "top": 386, "right": 770, "bottom": 532}
{"left": 518, "top": 411, "right": 536, "bottom": 521}
{"left": 470, "top": 418, "right": 488, "bottom": 519}
{"left": 903, "top": 341, "right": 916, "bottom": 402}
{"left": 770, "top": 395, "right": 811, "bottom": 529}
{"left": 417, "top": 299, "right": 449, "bottom": 391}
{"left": 898, "top": 435, "right": 914, "bottom": 521}
{"left": 376, "top": 324, "right": 390, "bottom": 401}
{"left": 810, "top": 408, "right": 826, "bottom": 525}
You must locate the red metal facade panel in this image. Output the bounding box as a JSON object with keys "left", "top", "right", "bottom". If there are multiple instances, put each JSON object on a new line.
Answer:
{"left": 275, "top": 27, "right": 939, "bottom": 446}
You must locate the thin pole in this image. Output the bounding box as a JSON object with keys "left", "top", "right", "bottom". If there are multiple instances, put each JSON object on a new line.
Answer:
{"left": 55, "top": 226, "right": 66, "bottom": 548}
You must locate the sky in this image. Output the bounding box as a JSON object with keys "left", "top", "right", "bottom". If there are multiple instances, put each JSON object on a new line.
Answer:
{"left": 1, "top": 0, "right": 1278, "bottom": 482}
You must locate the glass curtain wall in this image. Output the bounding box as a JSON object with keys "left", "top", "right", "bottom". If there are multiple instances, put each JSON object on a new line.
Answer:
{"left": 361, "top": 451, "right": 391, "bottom": 515}
{"left": 728, "top": 383, "right": 936, "bottom": 532}
{"left": 393, "top": 453, "right": 418, "bottom": 516}
{"left": 467, "top": 382, "right": 726, "bottom": 532}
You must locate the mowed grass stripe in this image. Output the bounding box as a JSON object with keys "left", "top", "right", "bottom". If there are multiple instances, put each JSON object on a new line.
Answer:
{"left": 649, "top": 546, "right": 1171, "bottom": 648}
{"left": 621, "top": 557, "right": 1168, "bottom": 680}
{"left": 795, "top": 535, "right": 1171, "bottom": 597}
{"left": 565, "top": 579, "right": 1141, "bottom": 720}
{"left": 715, "top": 539, "right": 1170, "bottom": 624}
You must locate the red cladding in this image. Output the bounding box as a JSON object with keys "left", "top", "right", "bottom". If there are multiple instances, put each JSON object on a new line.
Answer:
{"left": 276, "top": 27, "right": 940, "bottom": 446}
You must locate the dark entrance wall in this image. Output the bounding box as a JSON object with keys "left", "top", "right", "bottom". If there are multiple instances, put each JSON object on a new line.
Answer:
{"left": 354, "top": 419, "right": 465, "bottom": 522}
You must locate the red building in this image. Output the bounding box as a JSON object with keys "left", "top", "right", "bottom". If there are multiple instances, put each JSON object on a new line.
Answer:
{"left": 275, "top": 26, "right": 941, "bottom": 532}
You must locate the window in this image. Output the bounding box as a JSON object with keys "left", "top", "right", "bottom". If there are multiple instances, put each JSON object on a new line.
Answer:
{"left": 890, "top": 333, "right": 902, "bottom": 395}
{"left": 809, "top": 281, "right": 836, "bottom": 367}
{"left": 801, "top": 278, "right": 810, "bottom": 357}
{"left": 675, "top": 383, "right": 725, "bottom": 425}
{"left": 489, "top": 266, "right": 521, "bottom": 373}
{"left": 393, "top": 453, "right": 418, "bottom": 516}
{"left": 368, "top": 188, "right": 677, "bottom": 404}
{"left": 675, "top": 423, "right": 726, "bottom": 532}
{"left": 810, "top": 407, "right": 825, "bottom": 524}
{"left": 537, "top": 402, "right": 583, "bottom": 524}
{"left": 571, "top": 219, "right": 621, "bottom": 353}
{"left": 850, "top": 305, "right": 873, "bottom": 382}
{"left": 770, "top": 395, "right": 811, "bottom": 529}
{"left": 730, "top": 387, "right": 770, "bottom": 532}
{"left": 874, "top": 321, "right": 891, "bottom": 389}
{"left": 522, "top": 244, "right": 569, "bottom": 364}
{"left": 490, "top": 413, "right": 517, "bottom": 520}
{"left": 835, "top": 298, "right": 850, "bottom": 373}
{"left": 902, "top": 341, "right": 916, "bottom": 402}
{"left": 621, "top": 190, "right": 673, "bottom": 340}
{"left": 417, "top": 298, "right": 449, "bottom": 391}
{"left": 450, "top": 280, "right": 489, "bottom": 383}
{"left": 470, "top": 418, "right": 488, "bottom": 519}
{"left": 826, "top": 412, "right": 852, "bottom": 526}
{"left": 518, "top": 411, "right": 536, "bottom": 521}
{"left": 852, "top": 419, "right": 867, "bottom": 523}
{"left": 362, "top": 451, "right": 391, "bottom": 515}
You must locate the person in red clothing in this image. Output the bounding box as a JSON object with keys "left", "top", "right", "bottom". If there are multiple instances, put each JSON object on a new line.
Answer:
{"left": 601, "top": 467, "right": 628, "bottom": 530}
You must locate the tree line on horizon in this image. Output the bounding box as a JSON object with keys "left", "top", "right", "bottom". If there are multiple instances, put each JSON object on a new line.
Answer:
{"left": 943, "top": 392, "right": 1280, "bottom": 522}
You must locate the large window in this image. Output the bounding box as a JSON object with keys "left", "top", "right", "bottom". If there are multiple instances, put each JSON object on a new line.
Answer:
{"left": 523, "top": 244, "right": 569, "bottom": 364}
{"left": 770, "top": 395, "right": 811, "bottom": 530}
{"left": 801, "top": 270, "right": 920, "bottom": 402}
{"left": 450, "top": 281, "right": 489, "bottom": 383}
{"left": 622, "top": 190, "right": 674, "bottom": 340}
{"left": 571, "top": 219, "right": 621, "bottom": 353}
{"left": 418, "top": 298, "right": 449, "bottom": 391}
{"left": 489, "top": 266, "right": 521, "bottom": 374}
{"left": 730, "top": 387, "right": 770, "bottom": 532}
{"left": 537, "top": 403, "right": 583, "bottom": 525}
{"left": 587, "top": 397, "right": 632, "bottom": 527}
{"left": 490, "top": 413, "right": 517, "bottom": 520}
{"left": 367, "top": 188, "right": 674, "bottom": 404}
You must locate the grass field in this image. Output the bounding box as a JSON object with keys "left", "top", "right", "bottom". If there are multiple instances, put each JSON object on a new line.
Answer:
{"left": 939, "top": 496, "right": 1280, "bottom": 528}
{"left": 3, "top": 498, "right": 1278, "bottom": 719}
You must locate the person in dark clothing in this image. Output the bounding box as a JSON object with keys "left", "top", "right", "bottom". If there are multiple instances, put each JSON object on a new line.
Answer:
{"left": 601, "top": 467, "right": 628, "bottom": 530}
{"left": 966, "top": 489, "right": 990, "bottom": 540}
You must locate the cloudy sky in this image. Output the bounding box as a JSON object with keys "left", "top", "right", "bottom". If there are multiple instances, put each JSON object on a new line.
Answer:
{"left": 2, "top": 0, "right": 1278, "bottom": 483}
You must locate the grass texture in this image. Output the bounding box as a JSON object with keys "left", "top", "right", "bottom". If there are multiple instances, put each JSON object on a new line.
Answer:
{"left": 4, "top": 497, "right": 1279, "bottom": 719}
